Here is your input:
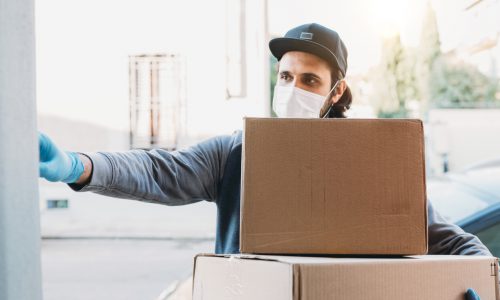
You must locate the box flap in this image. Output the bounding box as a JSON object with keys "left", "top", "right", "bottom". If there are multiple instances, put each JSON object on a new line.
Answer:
{"left": 193, "top": 254, "right": 294, "bottom": 300}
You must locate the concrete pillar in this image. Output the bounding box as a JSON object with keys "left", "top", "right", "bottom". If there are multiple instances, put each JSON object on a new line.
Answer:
{"left": 0, "top": 0, "right": 43, "bottom": 298}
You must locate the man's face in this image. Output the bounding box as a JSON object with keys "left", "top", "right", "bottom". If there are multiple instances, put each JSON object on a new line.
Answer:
{"left": 276, "top": 51, "right": 346, "bottom": 116}
{"left": 277, "top": 51, "right": 333, "bottom": 96}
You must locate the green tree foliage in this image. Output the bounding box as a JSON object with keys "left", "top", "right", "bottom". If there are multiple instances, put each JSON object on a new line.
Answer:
{"left": 431, "top": 56, "right": 499, "bottom": 108}
{"left": 370, "top": 2, "right": 500, "bottom": 118}
{"left": 372, "top": 34, "right": 419, "bottom": 118}
{"left": 416, "top": 2, "right": 442, "bottom": 114}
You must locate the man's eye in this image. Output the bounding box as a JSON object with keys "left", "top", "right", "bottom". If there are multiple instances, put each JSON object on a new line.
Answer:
{"left": 304, "top": 77, "right": 318, "bottom": 85}
{"left": 280, "top": 73, "right": 291, "bottom": 81}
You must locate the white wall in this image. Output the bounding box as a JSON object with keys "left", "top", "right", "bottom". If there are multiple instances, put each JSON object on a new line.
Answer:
{"left": 0, "top": 0, "right": 43, "bottom": 298}
{"left": 427, "top": 109, "right": 500, "bottom": 174}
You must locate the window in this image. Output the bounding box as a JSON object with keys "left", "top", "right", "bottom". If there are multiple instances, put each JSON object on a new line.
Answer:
{"left": 129, "top": 54, "right": 187, "bottom": 150}
{"left": 476, "top": 222, "right": 500, "bottom": 257}
{"left": 47, "top": 199, "right": 69, "bottom": 209}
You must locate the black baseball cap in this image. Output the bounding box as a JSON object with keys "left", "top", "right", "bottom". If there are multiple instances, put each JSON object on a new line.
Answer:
{"left": 269, "top": 23, "right": 348, "bottom": 77}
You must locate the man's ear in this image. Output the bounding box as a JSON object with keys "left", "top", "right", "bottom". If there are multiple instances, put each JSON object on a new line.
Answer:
{"left": 331, "top": 80, "right": 347, "bottom": 105}
{"left": 320, "top": 80, "right": 347, "bottom": 117}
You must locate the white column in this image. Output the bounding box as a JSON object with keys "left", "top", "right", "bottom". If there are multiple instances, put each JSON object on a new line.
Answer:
{"left": 0, "top": 0, "right": 43, "bottom": 298}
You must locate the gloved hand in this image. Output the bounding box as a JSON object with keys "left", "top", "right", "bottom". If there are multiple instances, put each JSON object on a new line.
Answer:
{"left": 39, "top": 132, "right": 84, "bottom": 183}
{"left": 465, "top": 288, "right": 480, "bottom": 300}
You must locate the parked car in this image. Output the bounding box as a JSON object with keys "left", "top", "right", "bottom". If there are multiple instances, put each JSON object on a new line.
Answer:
{"left": 428, "top": 158, "right": 500, "bottom": 257}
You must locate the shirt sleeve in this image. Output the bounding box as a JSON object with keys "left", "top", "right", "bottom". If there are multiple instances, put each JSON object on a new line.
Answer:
{"left": 427, "top": 200, "right": 493, "bottom": 256}
{"left": 68, "top": 132, "right": 240, "bottom": 206}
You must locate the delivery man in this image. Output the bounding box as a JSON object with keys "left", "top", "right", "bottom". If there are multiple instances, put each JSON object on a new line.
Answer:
{"left": 39, "top": 23, "right": 492, "bottom": 258}
{"left": 39, "top": 23, "right": 486, "bottom": 299}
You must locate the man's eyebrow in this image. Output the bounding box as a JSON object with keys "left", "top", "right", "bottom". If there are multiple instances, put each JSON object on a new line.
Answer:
{"left": 302, "top": 73, "right": 322, "bottom": 80}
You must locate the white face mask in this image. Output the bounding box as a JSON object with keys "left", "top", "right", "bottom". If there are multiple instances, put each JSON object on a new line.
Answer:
{"left": 272, "top": 81, "right": 340, "bottom": 118}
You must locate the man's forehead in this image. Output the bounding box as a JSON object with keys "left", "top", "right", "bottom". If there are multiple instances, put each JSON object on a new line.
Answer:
{"left": 279, "top": 51, "right": 330, "bottom": 74}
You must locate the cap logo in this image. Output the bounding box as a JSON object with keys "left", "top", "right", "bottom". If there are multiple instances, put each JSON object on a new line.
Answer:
{"left": 300, "top": 32, "right": 313, "bottom": 40}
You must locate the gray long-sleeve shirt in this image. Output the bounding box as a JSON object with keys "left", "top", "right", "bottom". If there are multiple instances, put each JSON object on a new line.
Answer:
{"left": 71, "top": 131, "right": 492, "bottom": 256}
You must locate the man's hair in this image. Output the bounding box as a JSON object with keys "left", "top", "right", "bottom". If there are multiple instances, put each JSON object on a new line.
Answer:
{"left": 327, "top": 68, "right": 352, "bottom": 119}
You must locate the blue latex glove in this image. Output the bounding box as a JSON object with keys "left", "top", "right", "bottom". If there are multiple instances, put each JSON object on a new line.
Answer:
{"left": 465, "top": 288, "right": 480, "bottom": 300}
{"left": 38, "top": 132, "right": 84, "bottom": 183}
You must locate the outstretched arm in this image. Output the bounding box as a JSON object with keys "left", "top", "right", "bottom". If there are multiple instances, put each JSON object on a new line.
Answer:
{"left": 39, "top": 131, "right": 241, "bottom": 206}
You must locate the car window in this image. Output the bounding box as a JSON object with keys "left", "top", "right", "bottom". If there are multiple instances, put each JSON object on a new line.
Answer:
{"left": 476, "top": 222, "right": 500, "bottom": 258}
{"left": 428, "top": 181, "right": 490, "bottom": 223}
{"left": 457, "top": 168, "right": 500, "bottom": 199}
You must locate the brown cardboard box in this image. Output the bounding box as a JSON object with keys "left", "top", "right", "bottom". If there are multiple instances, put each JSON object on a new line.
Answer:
{"left": 240, "top": 118, "right": 428, "bottom": 255}
{"left": 192, "top": 254, "right": 499, "bottom": 300}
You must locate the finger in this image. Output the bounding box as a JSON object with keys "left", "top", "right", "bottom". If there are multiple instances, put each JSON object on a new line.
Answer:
{"left": 39, "top": 161, "right": 49, "bottom": 179}
{"left": 39, "top": 132, "right": 50, "bottom": 160}
{"left": 39, "top": 161, "right": 57, "bottom": 182}
{"left": 466, "top": 288, "right": 480, "bottom": 300}
{"left": 38, "top": 132, "right": 57, "bottom": 162}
